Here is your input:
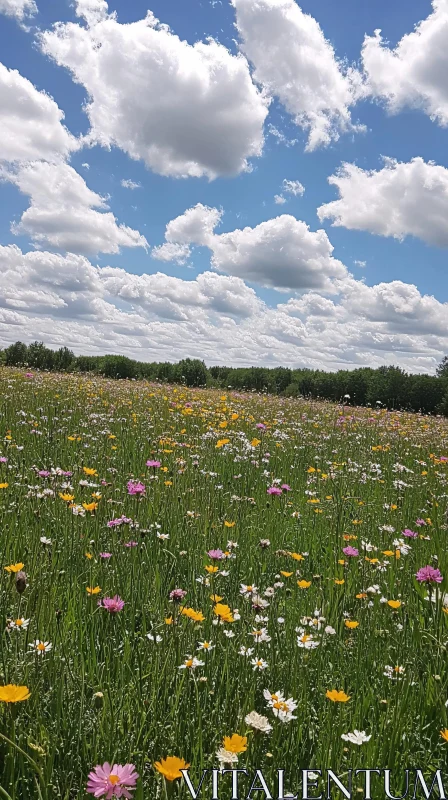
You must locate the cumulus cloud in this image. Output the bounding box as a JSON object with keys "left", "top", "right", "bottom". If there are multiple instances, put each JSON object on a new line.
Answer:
{"left": 0, "top": 0, "right": 36, "bottom": 20}
{"left": 153, "top": 205, "right": 348, "bottom": 292}
{"left": 0, "top": 62, "right": 78, "bottom": 163}
{"left": 318, "top": 157, "right": 448, "bottom": 247}
{"left": 210, "top": 215, "right": 348, "bottom": 291}
{"left": 362, "top": 0, "right": 448, "bottom": 127}
{"left": 2, "top": 161, "right": 148, "bottom": 255}
{"left": 232, "top": 0, "right": 364, "bottom": 150}
{"left": 1, "top": 244, "right": 448, "bottom": 372}
{"left": 40, "top": 4, "right": 269, "bottom": 179}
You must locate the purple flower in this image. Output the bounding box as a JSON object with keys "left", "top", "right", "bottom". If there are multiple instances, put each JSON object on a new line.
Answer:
{"left": 256, "top": 423, "right": 266, "bottom": 430}
{"left": 107, "top": 515, "right": 133, "bottom": 528}
{"left": 146, "top": 460, "right": 161, "bottom": 469}
{"left": 207, "top": 549, "right": 225, "bottom": 560}
{"left": 100, "top": 552, "right": 112, "bottom": 559}
{"left": 415, "top": 518, "right": 426, "bottom": 527}
{"left": 281, "top": 484, "right": 291, "bottom": 492}
{"left": 127, "top": 480, "right": 146, "bottom": 496}
{"left": 267, "top": 487, "right": 282, "bottom": 496}
{"left": 87, "top": 762, "right": 138, "bottom": 798}
{"left": 415, "top": 565, "right": 443, "bottom": 584}
{"left": 98, "top": 595, "right": 125, "bottom": 613}
{"left": 343, "top": 546, "right": 359, "bottom": 557}
{"left": 170, "top": 588, "right": 187, "bottom": 603}
{"left": 402, "top": 529, "right": 418, "bottom": 538}
{"left": 25, "top": 372, "right": 34, "bottom": 378}
{"left": 38, "top": 470, "right": 51, "bottom": 478}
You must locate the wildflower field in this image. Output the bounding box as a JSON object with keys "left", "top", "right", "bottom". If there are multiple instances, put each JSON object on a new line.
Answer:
{"left": 1, "top": 367, "right": 448, "bottom": 799}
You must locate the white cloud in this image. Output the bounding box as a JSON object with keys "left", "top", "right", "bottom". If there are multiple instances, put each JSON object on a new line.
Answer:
{"left": 210, "top": 215, "right": 348, "bottom": 291}
{"left": 164, "top": 203, "right": 223, "bottom": 247}
{"left": 0, "top": 0, "right": 36, "bottom": 20}
{"left": 1, "top": 244, "right": 448, "bottom": 373}
{"left": 153, "top": 205, "right": 348, "bottom": 292}
{"left": 283, "top": 178, "right": 304, "bottom": 196}
{"left": 362, "top": 0, "right": 448, "bottom": 127}
{"left": 274, "top": 194, "right": 286, "bottom": 204}
{"left": 121, "top": 179, "right": 141, "bottom": 190}
{"left": 232, "top": 0, "right": 364, "bottom": 151}
{"left": 2, "top": 161, "right": 148, "bottom": 255}
{"left": 318, "top": 157, "right": 448, "bottom": 247}
{"left": 40, "top": 4, "right": 269, "bottom": 179}
{"left": 75, "top": 0, "right": 108, "bottom": 26}
{"left": 151, "top": 242, "right": 192, "bottom": 266}
{"left": 0, "top": 62, "right": 78, "bottom": 163}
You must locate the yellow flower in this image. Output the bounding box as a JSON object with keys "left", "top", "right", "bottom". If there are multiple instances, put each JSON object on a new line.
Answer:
{"left": 297, "top": 580, "right": 311, "bottom": 589}
{"left": 441, "top": 729, "right": 448, "bottom": 742}
{"left": 382, "top": 550, "right": 394, "bottom": 557}
{"left": 224, "top": 521, "right": 236, "bottom": 527}
{"left": 59, "top": 493, "right": 75, "bottom": 502}
{"left": 210, "top": 594, "right": 223, "bottom": 603}
{"left": 345, "top": 620, "right": 359, "bottom": 629}
{"left": 214, "top": 603, "right": 234, "bottom": 623}
{"left": 181, "top": 607, "right": 205, "bottom": 623}
{"left": 164, "top": 481, "right": 173, "bottom": 487}
{"left": 83, "top": 467, "right": 98, "bottom": 476}
{"left": 216, "top": 439, "right": 230, "bottom": 449}
{"left": 0, "top": 482, "right": 9, "bottom": 489}
{"left": 205, "top": 565, "right": 219, "bottom": 574}
{"left": 280, "top": 571, "right": 293, "bottom": 578}
{"left": 4, "top": 563, "right": 24, "bottom": 573}
{"left": 85, "top": 552, "right": 93, "bottom": 560}
{"left": 91, "top": 492, "right": 102, "bottom": 499}
{"left": 356, "top": 593, "right": 367, "bottom": 599}
{"left": 154, "top": 756, "right": 190, "bottom": 781}
{"left": 0, "top": 684, "right": 31, "bottom": 703}
{"left": 164, "top": 617, "right": 173, "bottom": 625}
{"left": 251, "top": 438, "right": 261, "bottom": 447}
{"left": 326, "top": 689, "right": 350, "bottom": 703}
{"left": 387, "top": 600, "right": 401, "bottom": 609}
{"left": 82, "top": 502, "right": 98, "bottom": 513}
{"left": 290, "top": 552, "right": 304, "bottom": 561}
{"left": 86, "top": 586, "right": 101, "bottom": 595}
{"left": 223, "top": 734, "right": 247, "bottom": 754}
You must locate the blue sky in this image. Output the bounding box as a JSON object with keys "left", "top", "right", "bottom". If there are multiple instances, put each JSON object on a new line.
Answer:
{"left": 0, "top": 0, "right": 447, "bottom": 371}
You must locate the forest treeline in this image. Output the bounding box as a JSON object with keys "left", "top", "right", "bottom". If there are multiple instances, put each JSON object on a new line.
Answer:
{"left": 3, "top": 340, "right": 448, "bottom": 416}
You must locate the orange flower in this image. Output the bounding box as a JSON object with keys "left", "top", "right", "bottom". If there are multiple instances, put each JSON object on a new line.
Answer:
{"left": 387, "top": 600, "right": 401, "bottom": 609}
{"left": 4, "top": 563, "right": 24, "bottom": 574}
{"left": 326, "top": 689, "right": 350, "bottom": 703}
{"left": 154, "top": 756, "right": 190, "bottom": 781}
{"left": 181, "top": 607, "right": 205, "bottom": 623}
{"left": 222, "top": 734, "right": 247, "bottom": 753}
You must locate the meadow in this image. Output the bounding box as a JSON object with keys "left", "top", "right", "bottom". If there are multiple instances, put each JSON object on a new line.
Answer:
{"left": 0, "top": 367, "right": 448, "bottom": 799}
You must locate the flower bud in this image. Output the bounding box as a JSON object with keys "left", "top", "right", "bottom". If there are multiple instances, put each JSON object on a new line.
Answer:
{"left": 15, "top": 571, "right": 27, "bottom": 594}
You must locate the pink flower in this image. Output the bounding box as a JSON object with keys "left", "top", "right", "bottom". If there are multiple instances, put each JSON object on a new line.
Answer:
{"left": 87, "top": 762, "right": 139, "bottom": 798}
{"left": 402, "top": 529, "right": 418, "bottom": 538}
{"left": 99, "top": 595, "right": 125, "bottom": 613}
{"left": 170, "top": 588, "right": 187, "bottom": 603}
{"left": 100, "top": 552, "right": 112, "bottom": 559}
{"left": 267, "top": 487, "right": 282, "bottom": 496}
{"left": 124, "top": 541, "right": 138, "bottom": 548}
{"left": 281, "top": 484, "right": 291, "bottom": 492}
{"left": 127, "top": 481, "right": 146, "bottom": 496}
{"left": 146, "top": 460, "right": 161, "bottom": 469}
{"left": 415, "top": 566, "right": 443, "bottom": 584}
{"left": 343, "top": 546, "right": 359, "bottom": 557}
{"left": 38, "top": 470, "right": 51, "bottom": 478}
{"left": 207, "top": 549, "right": 225, "bottom": 560}
{"left": 415, "top": 518, "right": 426, "bottom": 527}
{"left": 256, "top": 423, "right": 266, "bottom": 430}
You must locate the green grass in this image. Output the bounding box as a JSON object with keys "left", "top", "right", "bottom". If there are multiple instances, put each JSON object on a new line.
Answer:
{"left": 0, "top": 367, "right": 448, "bottom": 798}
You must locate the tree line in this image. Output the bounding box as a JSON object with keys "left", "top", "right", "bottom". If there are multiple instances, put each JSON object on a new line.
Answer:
{"left": 3, "top": 340, "right": 448, "bottom": 416}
